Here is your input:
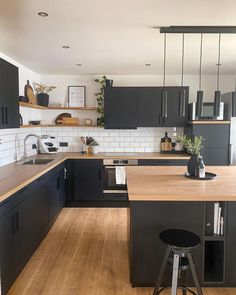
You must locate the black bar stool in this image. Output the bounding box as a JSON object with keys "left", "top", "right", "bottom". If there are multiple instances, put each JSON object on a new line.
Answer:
{"left": 153, "top": 229, "right": 203, "bottom": 295}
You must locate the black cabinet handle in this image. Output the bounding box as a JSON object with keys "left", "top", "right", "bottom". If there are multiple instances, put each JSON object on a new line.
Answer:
{"left": 5, "top": 107, "right": 8, "bottom": 124}
{"left": 2, "top": 106, "right": 4, "bottom": 124}
{"left": 161, "top": 90, "right": 168, "bottom": 118}
{"left": 19, "top": 186, "right": 29, "bottom": 194}
{"left": 37, "top": 176, "right": 45, "bottom": 182}
{"left": 179, "top": 89, "right": 186, "bottom": 117}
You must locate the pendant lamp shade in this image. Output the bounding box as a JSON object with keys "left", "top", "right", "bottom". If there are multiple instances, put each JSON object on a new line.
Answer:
{"left": 214, "top": 34, "right": 222, "bottom": 118}
{"left": 196, "top": 34, "right": 204, "bottom": 118}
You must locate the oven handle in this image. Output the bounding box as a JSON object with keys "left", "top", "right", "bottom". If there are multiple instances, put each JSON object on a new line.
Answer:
{"left": 103, "top": 190, "right": 128, "bottom": 194}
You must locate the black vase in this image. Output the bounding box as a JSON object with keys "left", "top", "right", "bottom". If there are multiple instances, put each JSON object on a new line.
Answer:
{"left": 105, "top": 79, "right": 113, "bottom": 87}
{"left": 37, "top": 93, "right": 49, "bottom": 107}
{"left": 187, "top": 154, "right": 199, "bottom": 176}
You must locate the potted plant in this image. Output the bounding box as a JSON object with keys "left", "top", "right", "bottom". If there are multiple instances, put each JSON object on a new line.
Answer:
{"left": 90, "top": 140, "right": 99, "bottom": 154}
{"left": 178, "top": 135, "right": 204, "bottom": 176}
{"left": 33, "top": 82, "right": 56, "bottom": 107}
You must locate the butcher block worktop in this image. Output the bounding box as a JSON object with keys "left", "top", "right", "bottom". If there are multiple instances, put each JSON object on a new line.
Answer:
{"left": 0, "top": 152, "right": 189, "bottom": 203}
{"left": 126, "top": 166, "right": 236, "bottom": 201}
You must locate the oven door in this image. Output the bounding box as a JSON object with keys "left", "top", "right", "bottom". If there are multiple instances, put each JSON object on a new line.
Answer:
{"left": 103, "top": 166, "right": 127, "bottom": 194}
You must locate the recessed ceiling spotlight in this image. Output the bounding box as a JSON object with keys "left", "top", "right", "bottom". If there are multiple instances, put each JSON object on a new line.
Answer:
{"left": 145, "top": 63, "right": 151, "bottom": 66}
{"left": 62, "top": 45, "right": 70, "bottom": 49}
{"left": 76, "top": 63, "right": 82, "bottom": 66}
{"left": 38, "top": 12, "right": 48, "bottom": 17}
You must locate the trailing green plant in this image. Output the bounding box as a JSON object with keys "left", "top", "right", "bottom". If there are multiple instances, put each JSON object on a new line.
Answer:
{"left": 178, "top": 135, "right": 204, "bottom": 155}
{"left": 33, "top": 82, "right": 56, "bottom": 94}
{"left": 94, "top": 75, "right": 106, "bottom": 127}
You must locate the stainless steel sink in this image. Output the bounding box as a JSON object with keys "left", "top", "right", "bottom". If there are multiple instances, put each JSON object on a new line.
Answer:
{"left": 23, "top": 158, "right": 55, "bottom": 165}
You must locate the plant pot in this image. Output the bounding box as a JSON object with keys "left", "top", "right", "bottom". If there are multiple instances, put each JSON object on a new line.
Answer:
{"left": 37, "top": 93, "right": 49, "bottom": 107}
{"left": 187, "top": 154, "right": 199, "bottom": 177}
{"left": 105, "top": 79, "right": 113, "bottom": 87}
{"left": 91, "top": 146, "right": 99, "bottom": 154}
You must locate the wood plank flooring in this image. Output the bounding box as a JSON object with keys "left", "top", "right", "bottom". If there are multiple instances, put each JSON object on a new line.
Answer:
{"left": 8, "top": 208, "right": 236, "bottom": 295}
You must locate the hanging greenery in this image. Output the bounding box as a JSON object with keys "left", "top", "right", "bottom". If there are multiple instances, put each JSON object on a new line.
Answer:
{"left": 94, "top": 75, "right": 106, "bottom": 127}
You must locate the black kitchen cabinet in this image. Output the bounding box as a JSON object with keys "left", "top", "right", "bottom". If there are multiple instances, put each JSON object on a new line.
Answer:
{"left": 184, "top": 123, "right": 230, "bottom": 165}
{"left": 138, "top": 87, "right": 162, "bottom": 127}
{"left": 0, "top": 58, "right": 19, "bottom": 129}
{"left": 74, "top": 160, "right": 103, "bottom": 201}
{"left": 65, "top": 160, "right": 75, "bottom": 201}
{"left": 138, "top": 159, "right": 188, "bottom": 166}
{"left": 104, "top": 87, "right": 138, "bottom": 129}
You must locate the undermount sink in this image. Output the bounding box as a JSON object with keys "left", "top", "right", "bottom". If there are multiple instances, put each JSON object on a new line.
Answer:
{"left": 23, "top": 158, "right": 55, "bottom": 165}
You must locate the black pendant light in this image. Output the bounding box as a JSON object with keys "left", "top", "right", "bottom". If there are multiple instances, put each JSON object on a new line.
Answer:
{"left": 214, "top": 34, "right": 222, "bottom": 117}
{"left": 196, "top": 34, "right": 204, "bottom": 119}
{"left": 161, "top": 33, "right": 168, "bottom": 118}
{"left": 179, "top": 33, "right": 186, "bottom": 117}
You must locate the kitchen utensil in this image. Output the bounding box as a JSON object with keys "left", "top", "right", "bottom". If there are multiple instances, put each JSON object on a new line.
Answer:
{"left": 55, "top": 113, "right": 72, "bottom": 125}
{"left": 29, "top": 120, "right": 41, "bottom": 125}
{"left": 24, "top": 80, "right": 37, "bottom": 105}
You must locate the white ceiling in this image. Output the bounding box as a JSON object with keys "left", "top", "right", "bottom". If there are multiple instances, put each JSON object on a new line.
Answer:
{"left": 1, "top": 0, "right": 236, "bottom": 75}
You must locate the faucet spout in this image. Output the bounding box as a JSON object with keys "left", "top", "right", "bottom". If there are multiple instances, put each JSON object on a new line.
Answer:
{"left": 23, "top": 134, "right": 39, "bottom": 160}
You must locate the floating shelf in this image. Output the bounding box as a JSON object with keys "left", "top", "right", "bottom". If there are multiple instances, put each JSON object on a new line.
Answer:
{"left": 20, "top": 124, "right": 101, "bottom": 128}
{"left": 19, "top": 102, "right": 97, "bottom": 111}
{"left": 189, "top": 120, "right": 231, "bottom": 125}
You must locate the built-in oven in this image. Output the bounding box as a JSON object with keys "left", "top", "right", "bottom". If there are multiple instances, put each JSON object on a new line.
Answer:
{"left": 103, "top": 159, "right": 138, "bottom": 200}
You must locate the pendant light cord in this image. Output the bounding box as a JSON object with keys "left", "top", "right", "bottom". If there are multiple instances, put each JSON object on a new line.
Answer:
{"left": 163, "top": 33, "right": 167, "bottom": 88}
{"left": 217, "top": 33, "right": 221, "bottom": 91}
{"left": 181, "top": 34, "right": 185, "bottom": 86}
{"left": 199, "top": 34, "right": 203, "bottom": 91}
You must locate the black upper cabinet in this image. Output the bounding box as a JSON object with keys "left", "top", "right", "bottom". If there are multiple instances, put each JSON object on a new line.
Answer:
{"left": 161, "top": 86, "right": 189, "bottom": 127}
{"left": 104, "top": 87, "right": 138, "bottom": 129}
{"left": 138, "top": 87, "right": 162, "bottom": 127}
{"left": 0, "top": 58, "right": 19, "bottom": 129}
{"left": 74, "top": 159, "right": 103, "bottom": 201}
{"left": 104, "top": 86, "right": 189, "bottom": 129}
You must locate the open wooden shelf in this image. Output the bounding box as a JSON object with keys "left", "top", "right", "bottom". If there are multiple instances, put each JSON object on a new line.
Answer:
{"left": 20, "top": 124, "right": 101, "bottom": 128}
{"left": 19, "top": 102, "right": 97, "bottom": 111}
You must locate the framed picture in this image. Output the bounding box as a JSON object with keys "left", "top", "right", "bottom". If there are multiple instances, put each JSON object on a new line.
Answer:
{"left": 68, "top": 86, "right": 86, "bottom": 107}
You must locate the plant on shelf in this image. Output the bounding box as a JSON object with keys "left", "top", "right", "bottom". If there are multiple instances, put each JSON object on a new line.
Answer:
{"left": 33, "top": 82, "right": 56, "bottom": 107}
{"left": 178, "top": 135, "right": 204, "bottom": 177}
{"left": 94, "top": 75, "right": 106, "bottom": 127}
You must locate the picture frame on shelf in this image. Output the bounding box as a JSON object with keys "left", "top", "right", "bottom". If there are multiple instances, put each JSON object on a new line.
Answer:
{"left": 68, "top": 86, "right": 86, "bottom": 107}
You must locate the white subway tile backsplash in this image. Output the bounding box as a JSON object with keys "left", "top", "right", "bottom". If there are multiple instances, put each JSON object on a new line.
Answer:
{"left": 0, "top": 126, "right": 183, "bottom": 167}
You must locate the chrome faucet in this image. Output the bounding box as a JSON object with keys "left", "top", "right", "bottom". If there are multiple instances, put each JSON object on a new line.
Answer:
{"left": 23, "top": 134, "right": 39, "bottom": 160}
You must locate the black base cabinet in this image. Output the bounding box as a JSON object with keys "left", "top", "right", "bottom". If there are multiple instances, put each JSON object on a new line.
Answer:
{"left": 0, "top": 165, "right": 65, "bottom": 295}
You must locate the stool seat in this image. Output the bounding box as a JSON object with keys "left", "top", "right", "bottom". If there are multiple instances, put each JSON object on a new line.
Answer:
{"left": 159, "top": 229, "right": 200, "bottom": 249}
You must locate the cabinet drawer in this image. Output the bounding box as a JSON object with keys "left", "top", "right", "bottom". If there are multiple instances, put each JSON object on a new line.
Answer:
{"left": 138, "top": 159, "right": 188, "bottom": 166}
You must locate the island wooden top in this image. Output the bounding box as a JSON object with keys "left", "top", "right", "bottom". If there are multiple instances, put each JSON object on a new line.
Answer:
{"left": 126, "top": 166, "right": 236, "bottom": 201}
{"left": 0, "top": 152, "right": 189, "bottom": 204}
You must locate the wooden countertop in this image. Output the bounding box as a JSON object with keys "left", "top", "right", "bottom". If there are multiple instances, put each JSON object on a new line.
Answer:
{"left": 0, "top": 152, "right": 189, "bottom": 204}
{"left": 127, "top": 166, "right": 236, "bottom": 201}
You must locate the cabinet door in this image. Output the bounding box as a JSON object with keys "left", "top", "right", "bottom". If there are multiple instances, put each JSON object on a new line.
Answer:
{"left": 65, "top": 160, "right": 75, "bottom": 201}
{"left": 0, "top": 58, "right": 8, "bottom": 128}
{"left": 162, "top": 86, "right": 189, "bottom": 127}
{"left": 104, "top": 87, "right": 138, "bottom": 129}
{"left": 48, "top": 173, "right": 61, "bottom": 225}
{"left": 59, "top": 168, "right": 66, "bottom": 207}
{"left": 0, "top": 208, "right": 17, "bottom": 295}
{"left": 226, "top": 202, "right": 236, "bottom": 284}
{"left": 74, "top": 160, "right": 103, "bottom": 201}
{"left": 138, "top": 87, "right": 162, "bottom": 127}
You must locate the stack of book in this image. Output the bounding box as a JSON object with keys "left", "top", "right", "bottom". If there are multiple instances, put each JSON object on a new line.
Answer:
{"left": 214, "top": 202, "right": 224, "bottom": 235}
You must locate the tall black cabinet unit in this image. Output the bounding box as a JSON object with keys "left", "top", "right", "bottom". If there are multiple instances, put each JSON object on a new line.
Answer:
{"left": 0, "top": 58, "right": 19, "bottom": 129}
{"left": 184, "top": 123, "right": 230, "bottom": 165}
{"left": 104, "top": 86, "right": 189, "bottom": 129}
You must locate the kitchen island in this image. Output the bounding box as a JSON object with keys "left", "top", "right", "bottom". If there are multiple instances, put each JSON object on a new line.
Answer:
{"left": 126, "top": 166, "right": 236, "bottom": 287}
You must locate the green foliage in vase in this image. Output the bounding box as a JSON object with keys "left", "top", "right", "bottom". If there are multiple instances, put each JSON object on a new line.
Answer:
{"left": 94, "top": 75, "right": 106, "bottom": 127}
{"left": 178, "top": 135, "right": 204, "bottom": 156}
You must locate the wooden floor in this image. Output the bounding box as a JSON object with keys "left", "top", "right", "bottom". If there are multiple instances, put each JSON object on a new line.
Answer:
{"left": 9, "top": 208, "right": 236, "bottom": 295}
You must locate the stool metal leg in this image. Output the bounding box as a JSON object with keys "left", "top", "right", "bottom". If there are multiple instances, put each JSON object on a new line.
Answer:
{"left": 153, "top": 247, "right": 171, "bottom": 295}
{"left": 171, "top": 254, "right": 180, "bottom": 295}
{"left": 187, "top": 252, "right": 203, "bottom": 295}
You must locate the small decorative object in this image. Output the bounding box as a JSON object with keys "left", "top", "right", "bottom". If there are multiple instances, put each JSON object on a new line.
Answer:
{"left": 94, "top": 75, "right": 107, "bottom": 127}
{"left": 19, "top": 95, "right": 29, "bottom": 103}
{"left": 41, "top": 120, "right": 46, "bottom": 125}
{"left": 90, "top": 140, "right": 99, "bottom": 154}
{"left": 179, "top": 135, "right": 204, "bottom": 177}
{"left": 33, "top": 82, "right": 56, "bottom": 107}
{"left": 84, "top": 118, "right": 93, "bottom": 126}
{"left": 64, "top": 103, "right": 69, "bottom": 108}
{"left": 24, "top": 80, "right": 37, "bottom": 104}
{"left": 174, "top": 140, "right": 183, "bottom": 151}
{"left": 19, "top": 114, "right": 23, "bottom": 125}
{"left": 29, "top": 120, "right": 41, "bottom": 125}
{"left": 68, "top": 86, "right": 85, "bottom": 107}
{"left": 160, "top": 132, "right": 172, "bottom": 152}
{"left": 55, "top": 113, "right": 72, "bottom": 125}
{"left": 105, "top": 79, "right": 113, "bottom": 87}
{"left": 197, "top": 156, "right": 206, "bottom": 178}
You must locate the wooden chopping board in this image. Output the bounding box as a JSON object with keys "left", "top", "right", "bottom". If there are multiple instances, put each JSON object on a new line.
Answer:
{"left": 24, "top": 80, "right": 37, "bottom": 105}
